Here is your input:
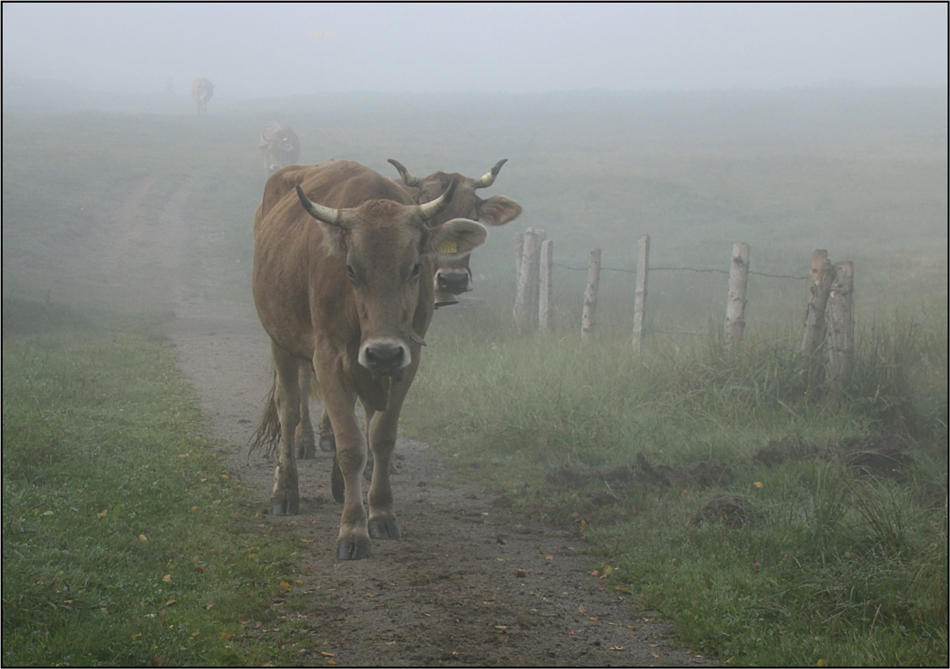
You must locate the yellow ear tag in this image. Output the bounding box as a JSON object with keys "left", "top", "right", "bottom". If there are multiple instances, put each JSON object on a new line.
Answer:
{"left": 439, "top": 240, "right": 457, "bottom": 255}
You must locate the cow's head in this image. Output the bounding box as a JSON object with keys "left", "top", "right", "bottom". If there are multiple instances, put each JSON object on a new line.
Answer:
{"left": 388, "top": 159, "right": 522, "bottom": 307}
{"left": 296, "top": 181, "right": 487, "bottom": 378}
{"left": 260, "top": 123, "right": 301, "bottom": 176}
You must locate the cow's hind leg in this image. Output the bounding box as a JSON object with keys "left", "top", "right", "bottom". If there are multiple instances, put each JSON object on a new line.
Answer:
{"left": 295, "top": 366, "right": 317, "bottom": 459}
{"left": 270, "top": 344, "right": 301, "bottom": 516}
{"left": 318, "top": 407, "right": 336, "bottom": 453}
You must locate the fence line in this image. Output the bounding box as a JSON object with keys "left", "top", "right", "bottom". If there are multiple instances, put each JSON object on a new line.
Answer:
{"left": 552, "top": 261, "right": 806, "bottom": 281}
{"left": 521, "top": 237, "right": 854, "bottom": 387}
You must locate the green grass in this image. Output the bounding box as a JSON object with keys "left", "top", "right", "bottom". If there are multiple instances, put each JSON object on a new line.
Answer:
{"left": 402, "top": 299, "right": 948, "bottom": 667}
{"left": 1, "top": 300, "right": 310, "bottom": 667}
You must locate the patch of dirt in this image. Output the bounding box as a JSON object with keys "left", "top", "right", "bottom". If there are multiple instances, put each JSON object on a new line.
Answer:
{"left": 111, "top": 177, "right": 714, "bottom": 666}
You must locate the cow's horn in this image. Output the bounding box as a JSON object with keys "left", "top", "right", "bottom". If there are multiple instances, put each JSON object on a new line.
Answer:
{"left": 296, "top": 185, "right": 345, "bottom": 227}
{"left": 409, "top": 327, "right": 426, "bottom": 347}
{"left": 473, "top": 159, "right": 508, "bottom": 189}
{"left": 418, "top": 178, "right": 457, "bottom": 222}
{"left": 387, "top": 159, "right": 424, "bottom": 188}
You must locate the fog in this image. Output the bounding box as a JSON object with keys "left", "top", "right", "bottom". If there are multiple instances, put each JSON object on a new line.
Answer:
{"left": 3, "top": 3, "right": 947, "bottom": 98}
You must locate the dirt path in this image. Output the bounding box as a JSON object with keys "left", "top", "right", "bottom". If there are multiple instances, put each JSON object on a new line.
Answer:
{"left": 124, "top": 175, "right": 711, "bottom": 666}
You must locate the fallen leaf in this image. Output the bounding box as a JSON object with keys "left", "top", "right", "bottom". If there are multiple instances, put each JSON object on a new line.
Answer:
{"left": 280, "top": 581, "right": 291, "bottom": 591}
{"left": 609, "top": 646, "right": 625, "bottom": 651}
{"left": 295, "top": 579, "right": 305, "bottom": 584}
{"left": 651, "top": 652, "right": 659, "bottom": 658}
{"left": 495, "top": 625, "right": 507, "bottom": 630}
{"left": 320, "top": 652, "right": 335, "bottom": 657}
{"left": 220, "top": 631, "right": 233, "bottom": 639}
{"left": 131, "top": 632, "right": 142, "bottom": 640}
{"left": 205, "top": 603, "right": 214, "bottom": 610}
{"left": 138, "top": 535, "right": 148, "bottom": 542}
{"left": 578, "top": 604, "right": 586, "bottom": 613}
{"left": 162, "top": 575, "right": 172, "bottom": 582}
{"left": 546, "top": 555, "right": 553, "bottom": 560}
{"left": 166, "top": 600, "right": 176, "bottom": 606}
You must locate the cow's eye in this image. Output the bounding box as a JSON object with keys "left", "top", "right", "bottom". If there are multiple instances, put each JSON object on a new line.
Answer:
{"left": 346, "top": 264, "right": 358, "bottom": 283}
{"left": 409, "top": 263, "right": 422, "bottom": 280}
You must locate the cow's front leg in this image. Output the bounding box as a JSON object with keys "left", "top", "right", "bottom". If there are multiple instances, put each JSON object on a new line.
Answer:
{"left": 295, "top": 366, "right": 316, "bottom": 459}
{"left": 271, "top": 344, "right": 301, "bottom": 516}
{"left": 317, "top": 363, "right": 370, "bottom": 559}
{"left": 366, "top": 364, "right": 418, "bottom": 540}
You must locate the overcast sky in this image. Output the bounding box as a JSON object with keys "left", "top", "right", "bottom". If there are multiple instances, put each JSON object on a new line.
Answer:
{"left": 3, "top": 3, "right": 947, "bottom": 97}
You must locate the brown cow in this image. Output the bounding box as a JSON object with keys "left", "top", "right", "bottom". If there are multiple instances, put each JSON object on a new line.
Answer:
{"left": 258, "top": 122, "right": 301, "bottom": 176}
{"left": 192, "top": 77, "right": 214, "bottom": 114}
{"left": 308, "top": 159, "right": 524, "bottom": 458}
{"left": 250, "top": 160, "right": 487, "bottom": 559}
{"left": 388, "top": 159, "right": 522, "bottom": 308}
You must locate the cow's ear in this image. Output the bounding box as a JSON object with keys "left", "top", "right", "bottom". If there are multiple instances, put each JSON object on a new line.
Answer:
{"left": 478, "top": 195, "right": 522, "bottom": 227}
{"left": 425, "top": 219, "right": 488, "bottom": 257}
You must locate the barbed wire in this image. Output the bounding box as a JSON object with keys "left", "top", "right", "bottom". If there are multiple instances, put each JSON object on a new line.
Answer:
{"left": 550, "top": 262, "right": 806, "bottom": 281}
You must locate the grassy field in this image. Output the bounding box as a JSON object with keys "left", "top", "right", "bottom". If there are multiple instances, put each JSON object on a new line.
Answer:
{"left": 2, "top": 84, "right": 947, "bottom": 666}
{"left": 1, "top": 301, "right": 315, "bottom": 666}
{"left": 401, "top": 297, "right": 947, "bottom": 666}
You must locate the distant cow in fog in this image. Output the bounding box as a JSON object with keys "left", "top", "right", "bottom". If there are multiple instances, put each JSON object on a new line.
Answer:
{"left": 388, "top": 159, "right": 522, "bottom": 307}
{"left": 258, "top": 122, "right": 301, "bottom": 176}
{"left": 192, "top": 78, "right": 214, "bottom": 114}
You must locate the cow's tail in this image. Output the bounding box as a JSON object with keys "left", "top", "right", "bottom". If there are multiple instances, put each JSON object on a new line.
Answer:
{"left": 247, "top": 371, "right": 281, "bottom": 461}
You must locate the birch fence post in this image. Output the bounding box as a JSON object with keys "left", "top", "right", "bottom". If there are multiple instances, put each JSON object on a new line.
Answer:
{"left": 580, "top": 248, "right": 602, "bottom": 344}
{"left": 632, "top": 234, "right": 650, "bottom": 354}
{"left": 825, "top": 260, "right": 854, "bottom": 392}
{"left": 801, "top": 254, "right": 836, "bottom": 356}
{"left": 513, "top": 228, "right": 541, "bottom": 333}
{"left": 725, "top": 242, "right": 750, "bottom": 350}
{"left": 539, "top": 239, "right": 553, "bottom": 333}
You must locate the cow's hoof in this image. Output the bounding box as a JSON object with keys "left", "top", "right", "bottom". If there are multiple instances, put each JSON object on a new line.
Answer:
{"left": 319, "top": 433, "right": 336, "bottom": 453}
{"left": 271, "top": 498, "right": 299, "bottom": 516}
{"left": 331, "top": 457, "right": 345, "bottom": 504}
{"left": 368, "top": 518, "right": 401, "bottom": 540}
{"left": 337, "top": 536, "right": 371, "bottom": 560}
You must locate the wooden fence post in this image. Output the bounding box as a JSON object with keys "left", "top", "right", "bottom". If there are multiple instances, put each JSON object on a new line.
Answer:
{"left": 539, "top": 239, "right": 553, "bottom": 333}
{"left": 725, "top": 242, "right": 750, "bottom": 350}
{"left": 533, "top": 229, "right": 546, "bottom": 324}
{"left": 515, "top": 233, "right": 524, "bottom": 285}
{"left": 513, "top": 228, "right": 541, "bottom": 333}
{"left": 825, "top": 260, "right": 854, "bottom": 391}
{"left": 801, "top": 257, "right": 836, "bottom": 356}
{"left": 632, "top": 234, "right": 650, "bottom": 354}
{"left": 580, "top": 248, "right": 602, "bottom": 344}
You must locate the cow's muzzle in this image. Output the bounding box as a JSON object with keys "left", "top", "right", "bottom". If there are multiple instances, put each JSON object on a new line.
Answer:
{"left": 435, "top": 269, "right": 471, "bottom": 295}
{"left": 359, "top": 339, "right": 411, "bottom": 380}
